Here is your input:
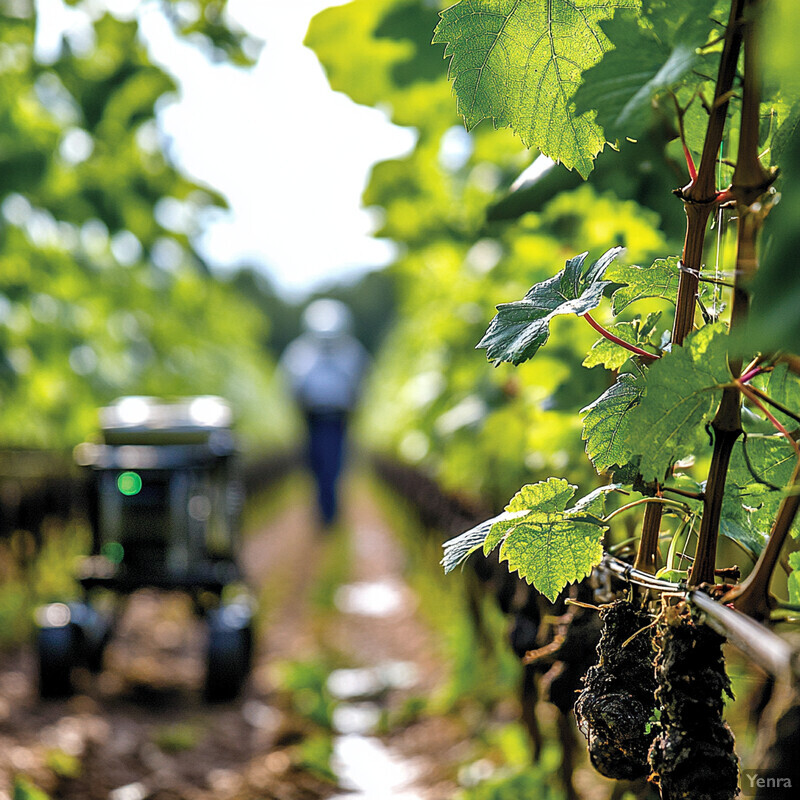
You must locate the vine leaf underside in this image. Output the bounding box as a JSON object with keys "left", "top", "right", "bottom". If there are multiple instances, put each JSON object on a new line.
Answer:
{"left": 581, "top": 371, "right": 643, "bottom": 474}
{"left": 433, "top": 0, "right": 639, "bottom": 178}
{"left": 477, "top": 247, "right": 623, "bottom": 365}
{"left": 721, "top": 434, "right": 800, "bottom": 557}
{"left": 573, "top": 3, "right": 718, "bottom": 141}
{"left": 443, "top": 478, "right": 612, "bottom": 602}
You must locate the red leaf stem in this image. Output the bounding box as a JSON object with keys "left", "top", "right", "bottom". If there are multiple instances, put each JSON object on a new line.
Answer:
{"left": 582, "top": 313, "right": 660, "bottom": 363}
{"left": 739, "top": 365, "right": 767, "bottom": 384}
{"left": 683, "top": 143, "right": 698, "bottom": 181}
{"left": 737, "top": 382, "right": 800, "bottom": 461}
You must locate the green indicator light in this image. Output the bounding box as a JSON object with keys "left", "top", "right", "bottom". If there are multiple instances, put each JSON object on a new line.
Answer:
{"left": 117, "top": 471, "right": 142, "bottom": 496}
{"left": 102, "top": 542, "right": 124, "bottom": 564}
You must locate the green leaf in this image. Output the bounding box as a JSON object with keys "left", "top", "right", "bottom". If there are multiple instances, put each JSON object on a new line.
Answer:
{"left": 575, "top": 0, "right": 719, "bottom": 138}
{"left": 639, "top": 0, "right": 723, "bottom": 44}
{"left": 442, "top": 479, "right": 615, "bottom": 573}
{"left": 721, "top": 434, "right": 799, "bottom": 555}
{"left": 771, "top": 100, "right": 800, "bottom": 166}
{"left": 568, "top": 483, "right": 621, "bottom": 519}
{"left": 609, "top": 457, "right": 643, "bottom": 484}
{"left": 606, "top": 255, "right": 681, "bottom": 314}
{"left": 441, "top": 512, "right": 522, "bottom": 573}
{"left": 608, "top": 256, "right": 715, "bottom": 315}
{"left": 574, "top": 14, "right": 701, "bottom": 140}
{"left": 306, "top": 0, "right": 449, "bottom": 128}
{"left": 729, "top": 435, "right": 797, "bottom": 496}
{"left": 719, "top": 494, "right": 768, "bottom": 558}
{"left": 484, "top": 478, "right": 608, "bottom": 602}
{"left": 583, "top": 322, "right": 640, "bottom": 370}
{"left": 13, "top": 777, "right": 51, "bottom": 800}
{"left": 483, "top": 477, "right": 576, "bottom": 553}
{"left": 655, "top": 567, "right": 687, "bottom": 584}
{"left": 754, "top": 363, "right": 800, "bottom": 431}
{"left": 678, "top": 87, "right": 714, "bottom": 154}
{"left": 746, "top": 81, "right": 800, "bottom": 352}
{"left": 433, "top": 0, "right": 639, "bottom": 178}
{"left": 789, "top": 551, "right": 800, "bottom": 605}
{"left": 625, "top": 324, "right": 732, "bottom": 481}
{"left": 581, "top": 0, "right": 722, "bottom": 152}
{"left": 477, "top": 247, "right": 623, "bottom": 365}
{"left": 581, "top": 372, "right": 643, "bottom": 473}
{"left": 582, "top": 311, "right": 661, "bottom": 369}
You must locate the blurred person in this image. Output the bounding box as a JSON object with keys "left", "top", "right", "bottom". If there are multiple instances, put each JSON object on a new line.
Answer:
{"left": 280, "top": 299, "right": 369, "bottom": 526}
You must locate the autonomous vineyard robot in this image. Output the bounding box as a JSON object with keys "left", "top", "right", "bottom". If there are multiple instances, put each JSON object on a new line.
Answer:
{"left": 36, "top": 396, "right": 254, "bottom": 701}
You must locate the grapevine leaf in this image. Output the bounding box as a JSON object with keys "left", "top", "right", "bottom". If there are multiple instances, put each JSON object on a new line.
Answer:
{"left": 498, "top": 513, "right": 606, "bottom": 602}
{"left": 482, "top": 516, "right": 519, "bottom": 559}
{"left": 728, "top": 435, "right": 796, "bottom": 495}
{"left": 574, "top": 17, "right": 697, "bottom": 139}
{"left": 581, "top": 372, "right": 643, "bottom": 473}
{"left": 306, "top": 0, "right": 448, "bottom": 125}
{"left": 678, "top": 87, "right": 714, "bottom": 154}
{"left": 747, "top": 87, "right": 800, "bottom": 352}
{"left": 789, "top": 551, "right": 800, "bottom": 605}
{"left": 484, "top": 478, "right": 608, "bottom": 602}
{"left": 609, "top": 457, "right": 642, "bottom": 484}
{"left": 625, "top": 324, "right": 731, "bottom": 481}
{"left": 583, "top": 322, "right": 641, "bottom": 370}
{"left": 656, "top": 568, "right": 688, "bottom": 583}
{"left": 442, "top": 517, "right": 496, "bottom": 574}
{"left": 721, "top": 434, "right": 800, "bottom": 554}
{"left": 432, "top": 0, "right": 639, "bottom": 178}
{"left": 771, "top": 100, "right": 800, "bottom": 166}
{"left": 667, "top": 473, "right": 705, "bottom": 497}
{"left": 755, "top": 363, "right": 800, "bottom": 430}
{"left": 582, "top": 312, "right": 661, "bottom": 370}
{"left": 639, "top": 0, "right": 723, "bottom": 42}
{"left": 573, "top": 2, "right": 718, "bottom": 140}
{"left": 584, "top": 245, "right": 625, "bottom": 285}
{"left": 606, "top": 256, "right": 682, "bottom": 314}
{"left": 643, "top": 0, "right": 725, "bottom": 145}
{"left": 483, "top": 477, "right": 576, "bottom": 554}
{"left": 607, "top": 258, "right": 714, "bottom": 315}
{"left": 638, "top": 311, "right": 663, "bottom": 339}
{"left": 441, "top": 510, "right": 526, "bottom": 573}
{"left": 478, "top": 247, "right": 623, "bottom": 366}
{"left": 568, "top": 483, "right": 621, "bottom": 519}
{"left": 719, "top": 496, "right": 768, "bottom": 558}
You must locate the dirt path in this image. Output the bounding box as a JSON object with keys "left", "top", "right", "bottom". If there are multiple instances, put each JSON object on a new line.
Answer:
{"left": 0, "top": 476, "right": 466, "bottom": 800}
{"left": 312, "top": 483, "right": 467, "bottom": 799}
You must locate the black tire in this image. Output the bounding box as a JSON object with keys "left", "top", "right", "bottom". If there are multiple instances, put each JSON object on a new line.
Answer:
{"left": 204, "top": 622, "right": 248, "bottom": 702}
{"left": 241, "top": 622, "right": 254, "bottom": 668}
{"left": 37, "top": 626, "right": 75, "bottom": 699}
{"left": 69, "top": 603, "right": 112, "bottom": 674}
{"left": 83, "top": 620, "right": 111, "bottom": 673}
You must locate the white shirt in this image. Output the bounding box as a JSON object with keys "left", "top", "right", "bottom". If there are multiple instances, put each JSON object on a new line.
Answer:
{"left": 281, "top": 332, "right": 369, "bottom": 413}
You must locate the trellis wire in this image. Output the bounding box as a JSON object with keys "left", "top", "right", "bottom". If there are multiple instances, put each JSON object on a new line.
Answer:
{"left": 601, "top": 554, "right": 798, "bottom": 683}
{"left": 713, "top": 141, "right": 724, "bottom": 318}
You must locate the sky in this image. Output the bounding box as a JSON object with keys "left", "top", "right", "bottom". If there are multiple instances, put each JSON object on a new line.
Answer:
{"left": 35, "top": 0, "right": 419, "bottom": 297}
{"left": 139, "top": 0, "right": 418, "bottom": 299}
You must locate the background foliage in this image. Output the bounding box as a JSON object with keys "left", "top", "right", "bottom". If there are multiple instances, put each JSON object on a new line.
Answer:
{"left": 0, "top": 0, "right": 295, "bottom": 450}
{"left": 308, "top": 0, "right": 678, "bottom": 510}
{"left": 310, "top": 0, "right": 800, "bottom": 603}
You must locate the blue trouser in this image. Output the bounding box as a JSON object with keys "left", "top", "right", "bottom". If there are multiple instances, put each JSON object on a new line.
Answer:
{"left": 306, "top": 412, "right": 347, "bottom": 525}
